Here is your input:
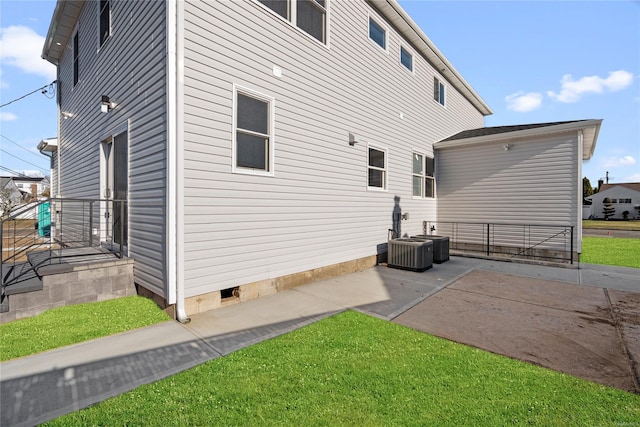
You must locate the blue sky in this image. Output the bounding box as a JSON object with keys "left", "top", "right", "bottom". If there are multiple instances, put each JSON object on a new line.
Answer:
{"left": 1, "top": 1, "right": 639, "bottom": 187}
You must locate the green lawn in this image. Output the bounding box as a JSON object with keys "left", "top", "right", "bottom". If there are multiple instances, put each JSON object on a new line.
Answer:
{"left": 583, "top": 220, "right": 640, "bottom": 231}
{"left": 0, "top": 296, "right": 170, "bottom": 361}
{"left": 45, "top": 311, "right": 639, "bottom": 426}
{"left": 581, "top": 236, "right": 640, "bottom": 268}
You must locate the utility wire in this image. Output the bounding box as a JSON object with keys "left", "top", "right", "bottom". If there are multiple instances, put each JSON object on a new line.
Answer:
{"left": 0, "top": 165, "right": 29, "bottom": 177}
{"left": 0, "top": 134, "right": 46, "bottom": 162}
{"left": 0, "top": 81, "right": 57, "bottom": 109}
{"left": 0, "top": 148, "right": 48, "bottom": 173}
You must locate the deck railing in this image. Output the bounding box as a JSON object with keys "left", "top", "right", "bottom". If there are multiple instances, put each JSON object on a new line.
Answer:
{"left": 423, "top": 221, "right": 575, "bottom": 264}
{"left": 1, "top": 198, "right": 127, "bottom": 288}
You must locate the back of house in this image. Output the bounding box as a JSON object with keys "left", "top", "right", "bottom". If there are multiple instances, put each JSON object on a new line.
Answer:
{"left": 43, "top": 0, "right": 491, "bottom": 316}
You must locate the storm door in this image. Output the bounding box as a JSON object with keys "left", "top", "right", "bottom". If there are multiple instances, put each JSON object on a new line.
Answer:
{"left": 102, "top": 130, "right": 128, "bottom": 248}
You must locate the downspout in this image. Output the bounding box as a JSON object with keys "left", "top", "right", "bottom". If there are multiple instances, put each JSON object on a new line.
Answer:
{"left": 577, "top": 129, "right": 584, "bottom": 256}
{"left": 168, "top": 0, "right": 189, "bottom": 323}
{"left": 175, "top": 0, "right": 189, "bottom": 323}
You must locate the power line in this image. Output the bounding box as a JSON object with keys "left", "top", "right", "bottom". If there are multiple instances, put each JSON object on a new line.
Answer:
{"left": 0, "top": 166, "right": 29, "bottom": 177}
{"left": 0, "top": 81, "right": 57, "bottom": 109}
{"left": 0, "top": 134, "right": 46, "bottom": 162}
{"left": 0, "top": 148, "right": 48, "bottom": 173}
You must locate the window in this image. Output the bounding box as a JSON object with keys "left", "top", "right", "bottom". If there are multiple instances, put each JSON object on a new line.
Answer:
{"left": 233, "top": 86, "right": 274, "bottom": 174}
{"left": 434, "top": 77, "right": 445, "bottom": 106}
{"left": 99, "top": 0, "right": 111, "bottom": 47}
{"left": 369, "top": 17, "right": 386, "bottom": 50}
{"left": 400, "top": 46, "right": 413, "bottom": 71}
{"left": 258, "top": 0, "right": 327, "bottom": 44}
{"left": 73, "top": 32, "right": 79, "bottom": 86}
{"left": 620, "top": 198, "right": 632, "bottom": 203}
{"left": 412, "top": 153, "right": 435, "bottom": 198}
{"left": 368, "top": 146, "right": 387, "bottom": 190}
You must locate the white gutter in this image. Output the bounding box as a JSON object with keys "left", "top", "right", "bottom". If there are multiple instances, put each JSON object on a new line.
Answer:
{"left": 167, "top": 0, "right": 189, "bottom": 323}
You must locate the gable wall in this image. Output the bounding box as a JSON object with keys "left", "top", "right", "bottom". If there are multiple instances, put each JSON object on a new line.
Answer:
{"left": 55, "top": 0, "right": 168, "bottom": 297}
{"left": 436, "top": 133, "right": 580, "bottom": 250}
{"left": 181, "top": 0, "right": 485, "bottom": 296}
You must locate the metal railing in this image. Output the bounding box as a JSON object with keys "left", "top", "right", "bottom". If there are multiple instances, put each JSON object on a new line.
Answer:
{"left": 1, "top": 198, "right": 127, "bottom": 288}
{"left": 423, "top": 221, "right": 575, "bottom": 264}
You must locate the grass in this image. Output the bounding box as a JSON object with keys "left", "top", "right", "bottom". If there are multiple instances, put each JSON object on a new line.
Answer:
{"left": 45, "top": 311, "right": 639, "bottom": 426}
{"left": 0, "top": 296, "right": 170, "bottom": 361}
{"left": 581, "top": 236, "right": 640, "bottom": 268}
{"left": 583, "top": 219, "right": 640, "bottom": 230}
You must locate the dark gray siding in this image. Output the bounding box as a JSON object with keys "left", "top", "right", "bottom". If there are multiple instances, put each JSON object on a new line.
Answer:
{"left": 56, "top": 1, "right": 168, "bottom": 297}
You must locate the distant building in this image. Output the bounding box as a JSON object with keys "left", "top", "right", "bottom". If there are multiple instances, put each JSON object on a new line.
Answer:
{"left": 587, "top": 183, "right": 640, "bottom": 220}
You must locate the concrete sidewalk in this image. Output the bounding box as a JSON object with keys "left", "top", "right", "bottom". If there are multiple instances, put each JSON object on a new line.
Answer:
{"left": 1, "top": 258, "right": 639, "bottom": 426}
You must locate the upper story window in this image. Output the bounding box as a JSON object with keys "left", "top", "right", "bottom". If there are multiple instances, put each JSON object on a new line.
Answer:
{"left": 400, "top": 46, "right": 413, "bottom": 72}
{"left": 233, "top": 85, "right": 275, "bottom": 175}
{"left": 368, "top": 146, "right": 387, "bottom": 190}
{"left": 434, "top": 77, "right": 445, "bottom": 106}
{"left": 369, "top": 16, "right": 386, "bottom": 50}
{"left": 73, "top": 31, "right": 79, "bottom": 86}
{"left": 258, "top": 0, "right": 327, "bottom": 44}
{"left": 412, "top": 153, "right": 435, "bottom": 198}
{"left": 99, "top": 0, "right": 111, "bottom": 47}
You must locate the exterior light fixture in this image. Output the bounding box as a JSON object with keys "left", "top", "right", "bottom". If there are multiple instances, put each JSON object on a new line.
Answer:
{"left": 503, "top": 144, "right": 511, "bottom": 151}
{"left": 61, "top": 111, "right": 73, "bottom": 120}
{"left": 101, "top": 95, "right": 113, "bottom": 113}
{"left": 349, "top": 132, "right": 359, "bottom": 146}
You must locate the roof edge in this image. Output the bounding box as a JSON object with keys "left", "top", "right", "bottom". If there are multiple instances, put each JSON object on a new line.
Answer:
{"left": 373, "top": 0, "right": 493, "bottom": 116}
{"left": 434, "top": 119, "right": 603, "bottom": 160}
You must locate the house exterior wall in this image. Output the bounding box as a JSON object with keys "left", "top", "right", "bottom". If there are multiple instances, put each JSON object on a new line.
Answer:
{"left": 55, "top": 1, "right": 169, "bottom": 297}
{"left": 590, "top": 186, "right": 640, "bottom": 220}
{"left": 181, "top": 0, "right": 485, "bottom": 297}
{"left": 436, "top": 133, "right": 580, "bottom": 251}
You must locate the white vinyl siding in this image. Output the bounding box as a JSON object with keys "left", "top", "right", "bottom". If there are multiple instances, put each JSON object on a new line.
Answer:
{"left": 56, "top": 1, "right": 168, "bottom": 297}
{"left": 181, "top": 0, "right": 484, "bottom": 297}
{"left": 436, "top": 134, "right": 579, "bottom": 225}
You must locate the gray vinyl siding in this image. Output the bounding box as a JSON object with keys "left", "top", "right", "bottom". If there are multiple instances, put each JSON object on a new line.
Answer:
{"left": 436, "top": 134, "right": 579, "bottom": 247}
{"left": 182, "top": 0, "right": 484, "bottom": 296}
{"left": 56, "top": 1, "right": 168, "bottom": 297}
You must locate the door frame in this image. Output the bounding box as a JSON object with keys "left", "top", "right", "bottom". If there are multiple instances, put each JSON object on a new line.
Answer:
{"left": 99, "top": 120, "right": 130, "bottom": 254}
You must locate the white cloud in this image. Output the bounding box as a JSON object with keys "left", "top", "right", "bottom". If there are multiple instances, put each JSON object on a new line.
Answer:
{"left": 547, "top": 70, "right": 634, "bottom": 103}
{"left": 0, "top": 25, "right": 56, "bottom": 81}
{"left": 603, "top": 155, "right": 637, "bottom": 168}
{"left": 0, "top": 112, "right": 17, "bottom": 121}
{"left": 624, "top": 173, "right": 640, "bottom": 182}
{"left": 505, "top": 91, "right": 543, "bottom": 112}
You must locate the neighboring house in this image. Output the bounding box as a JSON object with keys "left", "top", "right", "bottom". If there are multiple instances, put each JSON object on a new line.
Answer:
{"left": 0, "top": 178, "right": 23, "bottom": 217}
{"left": 0, "top": 176, "right": 49, "bottom": 202}
{"left": 41, "top": 0, "right": 599, "bottom": 320}
{"left": 587, "top": 183, "right": 640, "bottom": 220}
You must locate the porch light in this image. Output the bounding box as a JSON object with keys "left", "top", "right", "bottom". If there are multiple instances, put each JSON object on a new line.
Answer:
{"left": 101, "top": 95, "right": 113, "bottom": 113}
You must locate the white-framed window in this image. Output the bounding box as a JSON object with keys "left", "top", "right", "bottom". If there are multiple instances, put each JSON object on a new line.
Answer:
{"left": 257, "top": 0, "right": 328, "bottom": 44}
{"left": 368, "top": 15, "right": 387, "bottom": 51}
{"left": 434, "top": 77, "right": 445, "bottom": 106}
{"left": 400, "top": 46, "right": 413, "bottom": 72}
{"left": 232, "top": 85, "right": 275, "bottom": 176}
{"left": 98, "top": 0, "right": 111, "bottom": 47}
{"left": 73, "top": 31, "right": 79, "bottom": 86}
{"left": 367, "top": 145, "right": 387, "bottom": 190}
{"left": 412, "top": 152, "right": 435, "bottom": 198}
